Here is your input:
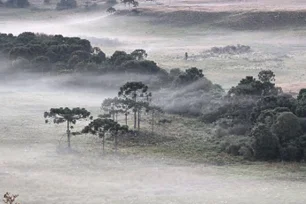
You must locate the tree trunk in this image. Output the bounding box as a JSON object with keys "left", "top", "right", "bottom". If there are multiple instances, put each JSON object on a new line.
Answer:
{"left": 134, "top": 110, "right": 137, "bottom": 129}
{"left": 114, "top": 133, "right": 118, "bottom": 152}
{"left": 151, "top": 110, "right": 154, "bottom": 135}
{"left": 125, "top": 113, "right": 128, "bottom": 126}
{"left": 103, "top": 134, "right": 105, "bottom": 153}
{"left": 134, "top": 93, "right": 137, "bottom": 129}
{"left": 138, "top": 109, "right": 140, "bottom": 131}
{"left": 67, "top": 121, "right": 71, "bottom": 148}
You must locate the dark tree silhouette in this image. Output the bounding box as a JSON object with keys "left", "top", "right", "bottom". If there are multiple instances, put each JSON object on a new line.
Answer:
{"left": 118, "top": 82, "right": 151, "bottom": 129}
{"left": 101, "top": 97, "right": 123, "bottom": 121}
{"left": 174, "top": 67, "right": 204, "bottom": 86}
{"left": 56, "top": 0, "right": 77, "bottom": 10}
{"left": 131, "top": 49, "right": 148, "bottom": 60}
{"left": 44, "top": 107, "right": 91, "bottom": 148}
{"left": 107, "top": 7, "right": 116, "bottom": 13}
{"left": 5, "top": 0, "right": 29, "bottom": 8}
{"left": 82, "top": 118, "right": 128, "bottom": 151}
{"left": 146, "top": 105, "right": 163, "bottom": 135}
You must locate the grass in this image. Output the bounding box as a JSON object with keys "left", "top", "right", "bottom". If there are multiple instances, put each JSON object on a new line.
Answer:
{"left": 112, "top": 113, "right": 306, "bottom": 179}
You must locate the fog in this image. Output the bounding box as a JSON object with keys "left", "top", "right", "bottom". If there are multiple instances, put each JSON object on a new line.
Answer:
{"left": 1, "top": 0, "right": 306, "bottom": 203}
{"left": 1, "top": 74, "right": 306, "bottom": 204}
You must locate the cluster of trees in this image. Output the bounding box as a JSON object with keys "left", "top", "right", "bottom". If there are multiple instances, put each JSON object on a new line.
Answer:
{"left": 0, "top": 32, "right": 167, "bottom": 75}
{"left": 56, "top": 0, "right": 77, "bottom": 10}
{"left": 120, "top": 0, "right": 139, "bottom": 8}
{"left": 0, "top": 0, "right": 29, "bottom": 8}
{"left": 203, "top": 70, "right": 306, "bottom": 162}
{"left": 44, "top": 81, "right": 163, "bottom": 150}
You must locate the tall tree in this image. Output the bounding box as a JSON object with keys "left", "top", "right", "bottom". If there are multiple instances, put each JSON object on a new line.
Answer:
{"left": 131, "top": 49, "right": 148, "bottom": 60}
{"left": 118, "top": 82, "right": 151, "bottom": 129}
{"left": 44, "top": 107, "right": 91, "bottom": 148}
{"left": 146, "top": 105, "right": 163, "bottom": 135}
{"left": 82, "top": 118, "right": 128, "bottom": 152}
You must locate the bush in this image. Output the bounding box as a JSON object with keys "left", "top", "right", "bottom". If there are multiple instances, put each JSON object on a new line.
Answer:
{"left": 238, "top": 145, "right": 253, "bottom": 160}
{"left": 56, "top": 0, "right": 77, "bottom": 10}
{"left": 173, "top": 67, "right": 204, "bottom": 86}
{"left": 118, "top": 60, "right": 161, "bottom": 74}
{"left": 280, "top": 144, "right": 303, "bottom": 162}
{"left": 31, "top": 56, "right": 51, "bottom": 72}
{"left": 250, "top": 123, "right": 280, "bottom": 160}
{"left": 271, "top": 112, "right": 302, "bottom": 144}
{"left": 228, "top": 70, "right": 281, "bottom": 97}
{"left": 5, "top": 0, "right": 29, "bottom": 7}
{"left": 110, "top": 51, "right": 133, "bottom": 65}
{"left": 251, "top": 94, "right": 297, "bottom": 122}
{"left": 202, "top": 98, "right": 256, "bottom": 125}
{"left": 12, "top": 57, "right": 31, "bottom": 70}
{"left": 225, "top": 143, "right": 240, "bottom": 156}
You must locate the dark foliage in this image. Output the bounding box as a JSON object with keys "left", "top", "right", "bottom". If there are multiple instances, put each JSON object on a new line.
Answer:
{"left": 251, "top": 94, "right": 297, "bottom": 123}
{"left": 250, "top": 123, "right": 280, "bottom": 160}
{"left": 82, "top": 118, "right": 128, "bottom": 135}
{"left": 5, "top": 0, "right": 29, "bottom": 8}
{"left": 173, "top": 67, "right": 204, "bottom": 86}
{"left": 44, "top": 107, "right": 92, "bottom": 148}
{"left": 56, "top": 0, "right": 77, "bottom": 10}
{"left": 0, "top": 32, "right": 168, "bottom": 76}
{"left": 228, "top": 70, "right": 281, "bottom": 97}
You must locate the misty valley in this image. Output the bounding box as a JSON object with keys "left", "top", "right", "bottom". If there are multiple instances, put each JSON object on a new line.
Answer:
{"left": 1, "top": 0, "right": 306, "bottom": 204}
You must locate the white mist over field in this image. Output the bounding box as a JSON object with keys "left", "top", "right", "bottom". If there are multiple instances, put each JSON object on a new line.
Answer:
{"left": 1, "top": 0, "right": 306, "bottom": 203}
{"left": 1, "top": 79, "right": 306, "bottom": 204}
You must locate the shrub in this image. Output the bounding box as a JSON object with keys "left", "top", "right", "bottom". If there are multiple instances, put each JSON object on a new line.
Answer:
{"left": 238, "top": 145, "right": 253, "bottom": 160}
{"left": 173, "top": 67, "right": 204, "bottom": 86}
{"left": 280, "top": 143, "right": 303, "bottom": 162}
{"left": 228, "top": 70, "right": 281, "bottom": 97}
{"left": 251, "top": 94, "right": 297, "bottom": 122}
{"left": 5, "top": 0, "right": 29, "bottom": 7}
{"left": 56, "top": 0, "right": 77, "bottom": 10}
{"left": 31, "top": 56, "right": 52, "bottom": 72}
{"left": 225, "top": 143, "right": 240, "bottom": 156}
{"left": 12, "top": 57, "right": 31, "bottom": 70}
{"left": 110, "top": 51, "right": 133, "bottom": 65}
{"left": 202, "top": 98, "right": 256, "bottom": 125}
{"left": 271, "top": 112, "right": 302, "bottom": 144}
{"left": 119, "top": 60, "right": 161, "bottom": 74}
{"left": 250, "top": 123, "right": 280, "bottom": 160}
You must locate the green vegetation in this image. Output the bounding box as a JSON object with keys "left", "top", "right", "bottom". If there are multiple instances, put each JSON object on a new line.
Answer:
{"left": 203, "top": 70, "right": 306, "bottom": 162}
{"left": 56, "top": 0, "right": 77, "bottom": 10}
{"left": 44, "top": 107, "right": 92, "bottom": 148}
{"left": 0, "top": 32, "right": 168, "bottom": 75}
{"left": 3, "top": 0, "right": 29, "bottom": 8}
{"left": 82, "top": 118, "right": 129, "bottom": 151}
{"left": 13, "top": 31, "right": 301, "bottom": 163}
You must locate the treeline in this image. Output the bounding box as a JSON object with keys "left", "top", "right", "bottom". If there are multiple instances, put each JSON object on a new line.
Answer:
{"left": 7, "top": 32, "right": 306, "bottom": 162}
{"left": 202, "top": 70, "right": 306, "bottom": 162}
{"left": 0, "top": 0, "right": 29, "bottom": 8}
{"left": 44, "top": 81, "right": 163, "bottom": 151}
{"left": 0, "top": 32, "right": 162, "bottom": 75}
{"left": 0, "top": 32, "right": 209, "bottom": 89}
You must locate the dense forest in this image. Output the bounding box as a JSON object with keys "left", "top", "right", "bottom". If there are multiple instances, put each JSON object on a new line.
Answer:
{"left": 1, "top": 32, "right": 306, "bottom": 162}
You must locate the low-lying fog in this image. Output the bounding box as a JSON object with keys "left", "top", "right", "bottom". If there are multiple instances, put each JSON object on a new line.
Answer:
{"left": 1, "top": 75, "right": 306, "bottom": 204}
{"left": 2, "top": 7, "right": 306, "bottom": 90}
{"left": 1, "top": 1, "right": 306, "bottom": 203}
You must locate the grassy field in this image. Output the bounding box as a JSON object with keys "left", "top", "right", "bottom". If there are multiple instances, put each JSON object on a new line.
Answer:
{"left": 1, "top": 83, "right": 306, "bottom": 204}
{"left": 1, "top": 1, "right": 306, "bottom": 203}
